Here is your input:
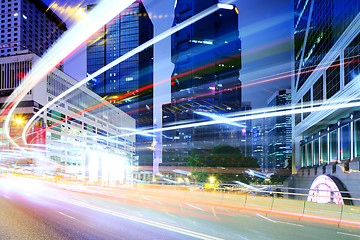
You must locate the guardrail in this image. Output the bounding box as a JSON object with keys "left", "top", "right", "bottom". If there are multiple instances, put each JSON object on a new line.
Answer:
{"left": 131, "top": 183, "right": 360, "bottom": 229}
{"left": 2, "top": 174, "right": 359, "bottom": 229}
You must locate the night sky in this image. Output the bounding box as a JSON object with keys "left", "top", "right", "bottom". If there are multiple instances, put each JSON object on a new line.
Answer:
{"left": 42, "top": 0, "right": 292, "bottom": 124}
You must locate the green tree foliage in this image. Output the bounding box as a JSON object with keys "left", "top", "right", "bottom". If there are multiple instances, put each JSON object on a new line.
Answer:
{"left": 187, "top": 144, "right": 260, "bottom": 168}
{"left": 193, "top": 172, "right": 252, "bottom": 184}
{"left": 187, "top": 154, "right": 206, "bottom": 167}
{"left": 270, "top": 169, "right": 292, "bottom": 183}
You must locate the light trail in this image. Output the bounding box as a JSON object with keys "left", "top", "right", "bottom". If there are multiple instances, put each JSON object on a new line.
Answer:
{"left": 115, "top": 94, "right": 360, "bottom": 138}
{"left": 24, "top": 57, "right": 360, "bottom": 146}
{"left": 125, "top": 54, "right": 360, "bottom": 121}
{"left": 194, "top": 111, "right": 246, "bottom": 128}
{"left": 23, "top": 26, "right": 360, "bottom": 146}
{"left": 72, "top": 201, "right": 225, "bottom": 240}
{"left": 21, "top": 3, "right": 234, "bottom": 147}
{"left": 2, "top": 0, "right": 139, "bottom": 151}
{"left": 4, "top": 0, "right": 358, "bottom": 168}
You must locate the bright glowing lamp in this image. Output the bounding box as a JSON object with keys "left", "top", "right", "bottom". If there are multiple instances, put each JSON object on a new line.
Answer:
{"left": 15, "top": 118, "right": 23, "bottom": 125}
{"left": 217, "top": 3, "right": 234, "bottom": 10}
{"left": 76, "top": 8, "right": 87, "bottom": 18}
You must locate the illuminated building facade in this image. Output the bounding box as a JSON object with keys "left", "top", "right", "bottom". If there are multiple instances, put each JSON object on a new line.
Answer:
{"left": 252, "top": 123, "right": 265, "bottom": 170}
{"left": 161, "top": 0, "right": 244, "bottom": 166}
{"left": 0, "top": 0, "right": 66, "bottom": 58}
{"left": 86, "top": 1, "right": 153, "bottom": 166}
{"left": 162, "top": 101, "right": 251, "bottom": 165}
{"left": 290, "top": 0, "right": 360, "bottom": 204}
{"left": 266, "top": 89, "right": 292, "bottom": 170}
{"left": 0, "top": 53, "right": 135, "bottom": 184}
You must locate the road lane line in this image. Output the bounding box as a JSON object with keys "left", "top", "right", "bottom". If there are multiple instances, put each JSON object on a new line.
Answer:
{"left": 256, "top": 214, "right": 277, "bottom": 223}
{"left": 58, "top": 211, "right": 76, "bottom": 220}
{"left": 212, "top": 207, "right": 217, "bottom": 217}
{"left": 73, "top": 201, "right": 224, "bottom": 240}
{"left": 186, "top": 204, "right": 204, "bottom": 211}
{"left": 337, "top": 232, "right": 360, "bottom": 238}
{"left": 276, "top": 220, "right": 304, "bottom": 227}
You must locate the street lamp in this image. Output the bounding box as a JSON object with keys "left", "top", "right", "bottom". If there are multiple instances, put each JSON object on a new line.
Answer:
{"left": 209, "top": 176, "right": 216, "bottom": 184}
{"left": 15, "top": 118, "right": 23, "bottom": 125}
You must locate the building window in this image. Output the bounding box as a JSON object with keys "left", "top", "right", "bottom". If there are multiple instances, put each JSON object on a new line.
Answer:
{"left": 320, "top": 134, "right": 327, "bottom": 163}
{"left": 303, "top": 89, "right": 311, "bottom": 119}
{"left": 340, "top": 124, "right": 350, "bottom": 160}
{"left": 301, "top": 145, "right": 306, "bottom": 167}
{"left": 329, "top": 130, "right": 338, "bottom": 162}
{"left": 313, "top": 76, "right": 323, "bottom": 102}
{"left": 306, "top": 142, "right": 312, "bottom": 166}
{"left": 345, "top": 34, "right": 360, "bottom": 85}
{"left": 313, "top": 139, "right": 319, "bottom": 165}
{"left": 355, "top": 119, "right": 360, "bottom": 157}
{"left": 326, "top": 57, "right": 340, "bottom": 99}
{"left": 295, "top": 100, "right": 301, "bottom": 125}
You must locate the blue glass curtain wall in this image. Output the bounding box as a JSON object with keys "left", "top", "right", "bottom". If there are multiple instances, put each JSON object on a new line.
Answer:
{"left": 300, "top": 113, "right": 360, "bottom": 167}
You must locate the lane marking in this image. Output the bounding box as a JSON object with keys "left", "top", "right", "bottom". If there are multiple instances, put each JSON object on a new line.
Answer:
{"left": 186, "top": 204, "right": 204, "bottom": 211}
{"left": 73, "top": 201, "right": 224, "bottom": 240}
{"left": 58, "top": 211, "right": 76, "bottom": 220}
{"left": 337, "top": 232, "right": 360, "bottom": 238}
{"left": 276, "top": 220, "right": 304, "bottom": 227}
{"left": 256, "top": 214, "right": 277, "bottom": 223}
{"left": 212, "top": 207, "right": 217, "bottom": 217}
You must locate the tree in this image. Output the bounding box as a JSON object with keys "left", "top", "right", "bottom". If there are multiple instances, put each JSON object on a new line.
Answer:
{"left": 187, "top": 144, "right": 260, "bottom": 168}
{"left": 270, "top": 169, "right": 291, "bottom": 184}
{"left": 187, "top": 154, "right": 206, "bottom": 167}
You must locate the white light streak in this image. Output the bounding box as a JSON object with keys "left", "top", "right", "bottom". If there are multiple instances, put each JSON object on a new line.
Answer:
{"left": 3, "top": 0, "right": 138, "bottom": 153}
{"left": 217, "top": 3, "right": 234, "bottom": 10}
{"left": 194, "top": 111, "right": 246, "bottom": 127}
{"left": 21, "top": 3, "right": 224, "bottom": 148}
{"left": 115, "top": 99, "right": 360, "bottom": 138}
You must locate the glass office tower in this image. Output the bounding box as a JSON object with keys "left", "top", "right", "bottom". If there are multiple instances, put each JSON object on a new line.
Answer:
{"left": 87, "top": 1, "right": 154, "bottom": 166}
{"left": 266, "top": 89, "right": 292, "bottom": 170}
{"left": 162, "top": 0, "right": 245, "bottom": 166}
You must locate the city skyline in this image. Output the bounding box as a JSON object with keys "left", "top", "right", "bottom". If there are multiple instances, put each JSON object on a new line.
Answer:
{"left": 43, "top": 0, "right": 292, "bottom": 110}
{"left": 1, "top": 0, "right": 360, "bottom": 238}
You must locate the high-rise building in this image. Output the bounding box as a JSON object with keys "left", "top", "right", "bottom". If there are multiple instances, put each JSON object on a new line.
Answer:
{"left": 86, "top": 1, "right": 153, "bottom": 166}
{"left": 161, "top": 0, "right": 243, "bottom": 166}
{"left": 170, "top": 0, "right": 241, "bottom": 104}
{"left": 252, "top": 122, "right": 265, "bottom": 170}
{"left": 0, "top": 0, "right": 135, "bottom": 182}
{"left": 0, "top": 0, "right": 66, "bottom": 58}
{"left": 266, "top": 89, "right": 292, "bottom": 170}
{"left": 162, "top": 101, "right": 251, "bottom": 166}
{"left": 0, "top": 53, "right": 136, "bottom": 183}
{"left": 290, "top": 0, "right": 360, "bottom": 205}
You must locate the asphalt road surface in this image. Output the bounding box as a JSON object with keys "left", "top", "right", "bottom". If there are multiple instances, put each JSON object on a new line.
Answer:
{"left": 0, "top": 176, "right": 359, "bottom": 240}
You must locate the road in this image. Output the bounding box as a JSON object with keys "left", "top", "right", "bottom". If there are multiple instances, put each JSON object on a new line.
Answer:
{"left": 0, "top": 176, "right": 359, "bottom": 240}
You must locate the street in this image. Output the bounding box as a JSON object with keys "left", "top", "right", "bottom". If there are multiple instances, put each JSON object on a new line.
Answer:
{"left": 0, "top": 176, "right": 359, "bottom": 240}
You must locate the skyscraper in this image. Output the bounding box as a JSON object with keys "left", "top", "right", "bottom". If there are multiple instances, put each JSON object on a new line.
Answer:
{"left": 0, "top": 0, "right": 66, "bottom": 58}
{"left": 266, "top": 89, "right": 292, "bottom": 170}
{"left": 162, "top": 0, "right": 243, "bottom": 166}
{"left": 170, "top": 0, "right": 241, "bottom": 104}
{"left": 252, "top": 122, "right": 265, "bottom": 170}
{"left": 86, "top": 1, "right": 153, "bottom": 166}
